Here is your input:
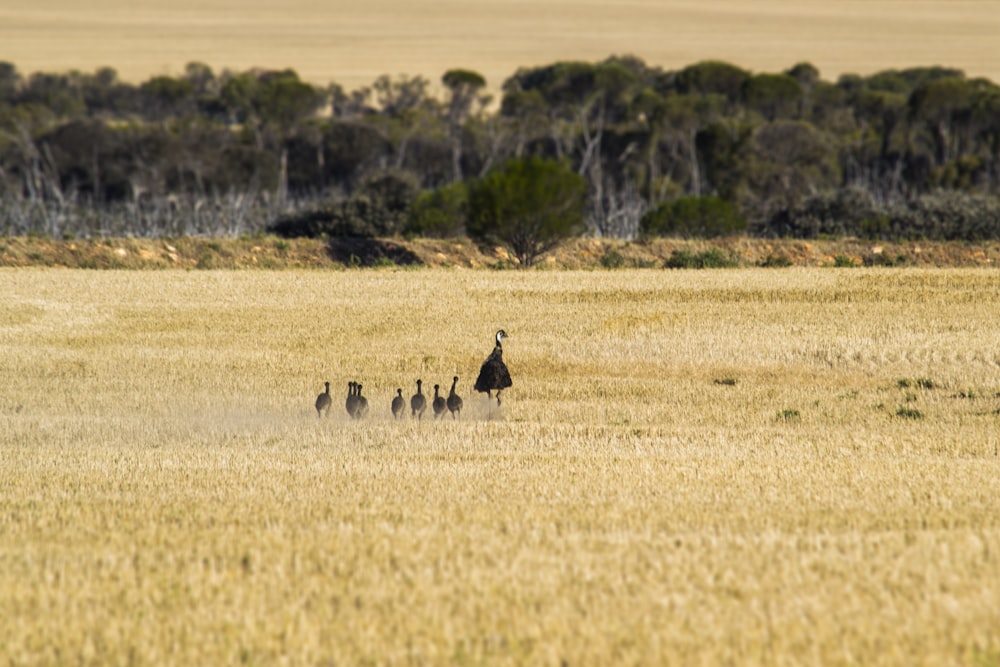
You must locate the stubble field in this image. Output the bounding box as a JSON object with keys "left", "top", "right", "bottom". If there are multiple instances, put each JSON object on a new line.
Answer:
{"left": 2, "top": 267, "right": 1000, "bottom": 665}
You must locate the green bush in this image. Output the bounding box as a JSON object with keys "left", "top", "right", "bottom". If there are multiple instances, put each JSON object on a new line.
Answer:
{"left": 778, "top": 408, "right": 801, "bottom": 422}
{"left": 406, "top": 182, "right": 467, "bottom": 238}
{"left": 759, "top": 253, "right": 793, "bottom": 267}
{"left": 467, "top": 157, "right": 586, "bottom": 266}
{"left": 833, "top": 255, "right": 855, "bottom": 267}
{"left": 641, "top": 196, "right": 747, "bottom": 238}
{"left": 599, "top": 249, "right": 626, "bottom": 269}
{"left": 664, "top": 248, "right": 739, "bottom": 269}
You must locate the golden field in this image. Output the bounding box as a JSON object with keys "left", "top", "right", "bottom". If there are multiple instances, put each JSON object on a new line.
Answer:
{"left": 5, "top": 0, "right": 1000, "bottom": 92}
{"left": 2, "top": 267, "right": 1000, "bottom": 665}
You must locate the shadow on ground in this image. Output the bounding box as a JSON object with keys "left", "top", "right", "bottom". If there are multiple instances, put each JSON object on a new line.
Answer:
{"left": 325, "top": 238, "right": 423, "bottom": 267}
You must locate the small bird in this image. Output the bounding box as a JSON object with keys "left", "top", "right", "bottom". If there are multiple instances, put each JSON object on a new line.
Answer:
{"left": 315, "top": 381, "right": 332, "bottom": 418}
{"left": 355, "top": 383, "right": 369, "bottom": 419}
{"left": 346, "top": 381, "right": 359, "bottom": 418}
{"left": 475, "top": 329, "right": 512, "bottom": 405}
{"left": 447, "top": 376, "right": 463, "bottom": 419}
{"left": 391, "top": 388, "right": 405, "bottom": 419}
{"left": 410, "top": 379, "right": 427, "bottom": 420}
{"left": 432, "top": 384, "right": 447, "bottom": 419}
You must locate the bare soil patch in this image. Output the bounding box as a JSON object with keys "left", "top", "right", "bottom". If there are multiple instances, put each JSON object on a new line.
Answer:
{"left": 2, "top": 235, "right": 999, "bottom": 270}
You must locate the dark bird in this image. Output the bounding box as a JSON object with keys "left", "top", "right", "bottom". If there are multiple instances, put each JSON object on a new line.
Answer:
{"left": 346, "top": 381, "right": 359, "bottom": 418}
{"left": 391, "top": 388, "right": 405, "bottom": 419}
{"left": 447, "top": 376, "right": 463, "bottom": 419}
{"left": 315, "top": 381, "right": 332, "bottom": 418}
{"left": 432, "top": 384, "right": 447, "bottom": 419}
{"left": 355, "top": 383, "right": 369, "bottom": 419}
{"left": 475, "top": 329, "right": 512, "bottom": 405}
{"left": 410, "top": 379, "right": 427, "bottom": 420}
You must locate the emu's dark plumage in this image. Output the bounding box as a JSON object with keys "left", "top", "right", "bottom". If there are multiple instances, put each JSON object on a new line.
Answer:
{"left": 432, "top": 384, "right": 447, "bottom": 419}
{"left": 391, "top": 388, "right": 405, "bottom": 419}
{"left": 345, "top": 381, "right": 359, "bottom": 418}
{"left": 447, "top": 376, "right": 463, "bottom": 419}
{"left": 315, "top": 382, "right": 332, "bottom": 417}
{"left": 410, "top": 379, "right": 427, "bottom": 420}
{"left": 355, "top": 383, "right": 369, "bottom": 418}
{"left": 475, "top": 330, "right": 512, "bottom": 405}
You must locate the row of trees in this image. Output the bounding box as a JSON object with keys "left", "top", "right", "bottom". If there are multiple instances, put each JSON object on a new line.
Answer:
{"left": 2, "top": 57, "right": 1000, "bottom": 254}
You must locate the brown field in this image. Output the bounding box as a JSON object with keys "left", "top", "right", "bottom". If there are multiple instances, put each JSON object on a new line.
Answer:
{"left": 2, "top": 267, "right": 1000, "bottom": 665}
{"left": 4, "top": 1, "right": 1000, "bottom": 93}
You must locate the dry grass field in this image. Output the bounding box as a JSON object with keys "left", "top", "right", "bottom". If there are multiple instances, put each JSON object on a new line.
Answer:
{"left": 5, "top": 1, "right": 1000, "bottom": 92}
{"left": 2, "top": 267, "right": 1000, "bottom": 665}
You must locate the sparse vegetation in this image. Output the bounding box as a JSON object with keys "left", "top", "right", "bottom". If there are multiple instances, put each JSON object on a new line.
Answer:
{"left": 896, "top": 405, "right": 924, "bottom": 419}
{"left": 759, "top": 253, "right": 793, "bottom": 267}
{"left": 3, "top": 235, "right": 1000, "bottom": 269}
{"left": 899, "top": 377, "right": 938, "bottom": 390}
{"left": 664, "top": 248, "right": 738, "bottom": 269}
{"left": 833, "top": 255, "right": 856, "bottom": 267}
{"left": 600, "top": 248, "right": 626, "bottom": 269}
{"left": 778, "top": 408, "right": 801, "bottom": 421}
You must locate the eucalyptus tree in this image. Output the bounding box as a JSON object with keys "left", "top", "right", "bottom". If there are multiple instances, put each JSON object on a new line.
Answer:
{"left": 741, "top": 73, "right": 802, "bottom": 121}
{"left": 369, "top": 73, "right": 444, "bottom": 174}
{"left": 442, "top": 68, "right": 488, "bottom": 182}
{"left": 500, "top": 57, "right": 648, "bottom": 236}
{"left": 908, "top": 76, "right": 976, "bottom": 169}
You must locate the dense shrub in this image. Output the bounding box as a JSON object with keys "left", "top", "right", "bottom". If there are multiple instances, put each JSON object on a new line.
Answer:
{"left": 268, "top": 170, "right": 419, "bottom": 238}
{"left": 893, "top": 191, "right": 1000, "bottom": 241}
{"left": 763, "top": 186, "right": 880, "bottom": 238}
{"left": 764, "top": 188, "right": 1000, "bottom": 240}
{"left": 640, "top": 196, "right": 747, "bottom": 238}
{"left": 406, "top": 182, "right": 467, "bottom": 238}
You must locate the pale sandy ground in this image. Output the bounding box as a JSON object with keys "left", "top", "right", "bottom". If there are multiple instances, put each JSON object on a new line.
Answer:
{"left": 2, "top": 0, "right": 998, "bottom": 94}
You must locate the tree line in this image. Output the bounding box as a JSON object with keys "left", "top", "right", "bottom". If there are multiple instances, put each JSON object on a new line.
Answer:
{"left": 2, "top": 57, "right": 1000, "bottom": 260}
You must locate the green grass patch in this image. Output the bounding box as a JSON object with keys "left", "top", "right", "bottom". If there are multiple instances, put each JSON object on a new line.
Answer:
{"left": 665, "top": 248, "right": 739, "bottom": 269}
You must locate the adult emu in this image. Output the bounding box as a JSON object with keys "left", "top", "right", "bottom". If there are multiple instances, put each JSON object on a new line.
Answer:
{"left": 474, "top": 329, "right": 512, "bottom": 405}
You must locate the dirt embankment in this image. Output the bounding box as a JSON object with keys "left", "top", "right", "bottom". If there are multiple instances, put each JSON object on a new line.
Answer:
{"left": 2, "top": 236, "right": 999, "bottom": 270}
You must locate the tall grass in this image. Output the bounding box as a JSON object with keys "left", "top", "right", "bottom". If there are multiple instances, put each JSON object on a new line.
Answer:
{"left": 2, "top": 268, "right": 999, "bottom": 664}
